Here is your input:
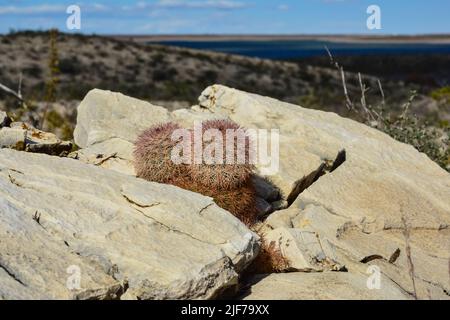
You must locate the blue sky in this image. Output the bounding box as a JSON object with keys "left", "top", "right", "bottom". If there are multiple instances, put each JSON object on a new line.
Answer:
{"left": 1, "top": 0, "right": 449, "bottom": 35}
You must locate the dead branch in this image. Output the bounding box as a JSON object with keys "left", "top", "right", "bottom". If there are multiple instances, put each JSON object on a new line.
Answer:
{"left": 325, "top": 46, "right": 354, "bottom": 111}
{"left": 0, "top": 74, "right": 28, "bottom": 110}
{"left": 358, "top": 73, "right": 371, "bottom": 120}
{"left": 399, "top": 90, "right": 417, "bottom": 126}
{"left": 18, "top": 72, "right": 23, "bottom": 98}
{"left": 377, "top": 79, "right": 385, "bottom": 108}
{"left": 0, "top": 81, "right": 24, "bottom": 103}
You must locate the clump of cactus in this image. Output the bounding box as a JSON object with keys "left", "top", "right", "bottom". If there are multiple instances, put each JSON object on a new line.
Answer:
{"left": 133, "top": 119, "right": 258, "bottom": 226}
{"left": 133, "top": 122, "right": 188, "bottom": 184}
{"left": 189, "top": 119, "right": 255, "bottom": 190}
{"left": 173, "top": 176, "right": 258, "bottom": 226}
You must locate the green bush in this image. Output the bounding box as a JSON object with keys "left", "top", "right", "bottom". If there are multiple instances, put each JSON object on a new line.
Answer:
{"left": 430, "top": 86, "right": 450, "bottom": 102}
{"left": 377, "top": 114, "right": 450, "bottom": 171}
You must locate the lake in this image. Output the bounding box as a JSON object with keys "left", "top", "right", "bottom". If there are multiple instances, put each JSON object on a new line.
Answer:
{"left": 151, "top": 40, "right": 450, "bottom": 60}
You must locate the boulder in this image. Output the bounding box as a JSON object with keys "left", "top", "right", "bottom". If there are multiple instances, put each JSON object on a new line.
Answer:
{"left": 73, "top": 89, "right": 170, "bottom": 175}
{"left": 0, "top": 127, "right": 26, "bottom": 150}
{"left": 70, "top": 138, "right": 136, "bottom": 176}
{"left": 12, "top": 122, "right": 72, "bottom": 155}
{"left": 0, "top": 149, "right": 259, "bottom": 300}
{"left": 1, "top": 121, "right": 72, "bottom": 156}
{"left": 73, "top": 89, "right": 166, "bottom": 148}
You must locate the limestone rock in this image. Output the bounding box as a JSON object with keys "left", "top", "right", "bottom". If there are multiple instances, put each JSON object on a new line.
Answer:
{"left": 263, "top": 227, "right": 343, "bottom": 272}
{"left": 70, "top": 138, "right": 136, "bottom": 176}
{"left": 74, "top": 89, "right": 170, "bottom": 149}
{"left": 12, "top": 122, "right": 72, "bottom": 156}
{"left": 0, "top": 122, "right": 72, "bottom": 156}
{"left": 73, "top": 89, "right": 171, "bottom": 174}
{"left": 241, "top": 272, "right": 411, "bottom": 300}
{"left": 0, "top": 149, "right": 259, "bottom": 300}
{"left": 0, "top": 127, "right": 26, "bottom": 150}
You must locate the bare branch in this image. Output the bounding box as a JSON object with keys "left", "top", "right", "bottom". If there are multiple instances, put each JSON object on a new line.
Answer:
{"left": 325, "top": 46, "right": 354, "bottom": 111}
{"left": 340, "top": 67, "right": 354, "bottom": 111}
{"left": 399, "top": 90, "right": 417, "bottom": 126}
{"left": 18, "top": 72, "right": 23, "bottom": 98}
{"left": 325, "top": 45, "right": 339, "bottom": 69}
{"left": 0, "top": 81, "right": 24, "bottom": 102}
{"left": 358, "top": 73, "right": 377, "bottom": 122}
{"left": 377, "top": 79, "right": 385, "bottom": 108}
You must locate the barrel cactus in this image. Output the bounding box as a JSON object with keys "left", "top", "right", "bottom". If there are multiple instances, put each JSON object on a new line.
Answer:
{"left": 189, "top": 119, "right": 255, "bottom": 190}
{"left": 172, "top": 176, "right": 258, "bottom": 226}
{"left": 133, "top": 122, "right": 189, "bottom": 183}
{"left": 134, "top": 119, "right": 258, "bottom": 226}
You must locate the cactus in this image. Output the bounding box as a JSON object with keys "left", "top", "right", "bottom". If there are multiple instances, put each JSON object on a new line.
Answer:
{"left": 133, "top": 122, "right": 189, "bottom": 183}
{"left": 172, "top": 175, "right": 258, "bottom": 226}
{"left": 134, "top": 119, "right": 259, "bottom": 226}
{"left": 189, "top": 119, "right": 255, "bottom": 190}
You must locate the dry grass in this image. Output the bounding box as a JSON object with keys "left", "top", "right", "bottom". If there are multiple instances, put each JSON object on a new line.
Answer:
{"left": 246, "top": 235, "right": 289, "bottom": 274}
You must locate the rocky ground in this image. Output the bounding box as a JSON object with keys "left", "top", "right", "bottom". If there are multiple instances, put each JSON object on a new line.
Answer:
{"left": 1, "top": 85, "right": 449, "bottom": 300}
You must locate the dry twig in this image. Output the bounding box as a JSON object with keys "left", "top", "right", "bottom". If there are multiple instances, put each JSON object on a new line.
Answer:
{"left": 325, "top": 46, "right": 354, "bottom": 111}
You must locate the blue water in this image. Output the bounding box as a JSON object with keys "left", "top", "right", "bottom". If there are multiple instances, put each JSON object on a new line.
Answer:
{"left": 152, "top": 40, "right": 450, "bottom": 60}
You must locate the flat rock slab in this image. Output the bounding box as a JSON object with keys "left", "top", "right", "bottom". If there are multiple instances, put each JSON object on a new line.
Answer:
{"left": 0, "top": 127, "right": 26, "bottom": 150}
{"left": 241, "top": 272, "right": 411, "bottom": 300}
{"left": 0, "top": 149, "right": 259, "bottom": 300}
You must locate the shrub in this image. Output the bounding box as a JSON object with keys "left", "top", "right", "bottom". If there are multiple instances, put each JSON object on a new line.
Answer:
{"left": 24, "top": 64, "right": 42, "bottom": 78}
{"left": 59, "top": 56, "right": 82, "bottom": 75}
{"left": 152, "top": 67, "right": 177, "bottom": 82}
{"left": 430, "top": 86, "right": 450, "bottom": 102}
{"left": 379, "top": 113, "right": 450, "bottom": 170}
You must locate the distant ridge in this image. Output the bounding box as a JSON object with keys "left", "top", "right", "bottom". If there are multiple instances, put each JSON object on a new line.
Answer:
{"left": 110, "top": 34, "right": 450, "bottom": 44}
